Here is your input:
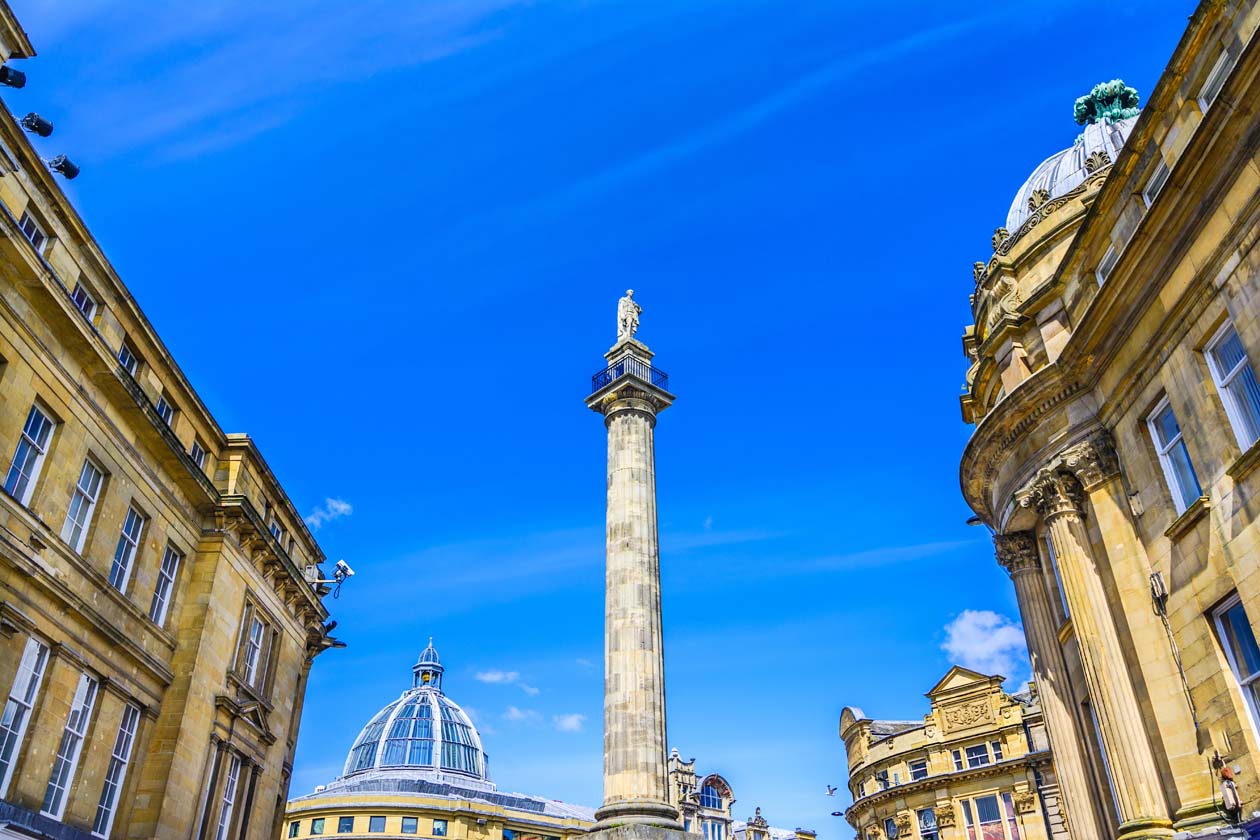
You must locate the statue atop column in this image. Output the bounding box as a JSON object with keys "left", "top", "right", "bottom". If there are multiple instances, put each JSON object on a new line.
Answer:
{"left": 617, "top": 289, "right": 641, "bottom": 341}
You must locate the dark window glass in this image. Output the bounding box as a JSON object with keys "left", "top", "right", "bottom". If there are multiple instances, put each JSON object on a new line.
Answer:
{"left": 339, "top": 816, "right": 355, "bottom": 833}
{"left": 370, "top": 816, "right": 386, "bottom": 833}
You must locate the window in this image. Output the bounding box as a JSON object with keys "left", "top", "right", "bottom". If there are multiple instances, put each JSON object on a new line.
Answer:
{"left": 1143, "top": 159, "right": 1170, "bottom": 208}
{"left": 699, "top": 784, "right": 722, "bottom": 809}
{"left": 961, "top": 795, "right": 1006, "bottom": 840}
{"left": 1206, "top": 322, "right": 1260, "bottom": 449}
{"left": 71, "top": 283, "right": 96, "bottom": 321}
{"left": 1000, "top": 794, "right": 1021, "bottom": 840}
{"left": 18, "top": 211, "right": 47, "bottom": 253}
{"left": 909, "top": 759, "right": 928, "bottom": 781}
{"left": 213, "top": 754, "right": 241, "bottom": 840}
{"left": 338, "top": 816, "right": 355, "bottom": 833}
{"left": 42, "top": 672, "right": 99, "bottom": 818}
{"left": 991, "top": 740, "right": 1004, "bottom": 761}
{"left": 243, "top": 616, "right": 265, "bottom": 686}
{"left": 236, "top": 601, "right": 277, "bottom": 693}
{"left": 0, "top": 638, "right": 49, "bottom": 795}
{"left": 1214, "top": 594, "right": 1260, "bottom": 735}
{"left": 289, "top": 823, "right": 301, "bottom": 838}
{"left": 190, "top": 439, "right": 208, "bottom": 469}
{"left": 433, "top": 819, "right": 448, "bottom": 836}
{"left": 402, "top": 817, "right": 418, "bottom": 834}
{"left": 875, "top": 769, "right": 889, "bottom": 790}
{"left": 5, "top": 403, "right": 54, "bottom": 505}
{"left": 1148, "top": 398, "right": 1203, "bottom": 513}
{"left": 149, "top": 545, "right": 183, "bottom": 626}
{"left": 369, "top": 816, "right": 386, "bottom": 833}
{"left": 1095, "top": 246, "right": 1119, "bottom": 286}
{"left": 884, "top": 819, "right": 899, "bottom": 840}
{"left": 965, "top": 744, "right": 990, "bottom": 768}
{"left": 109, "top": 506, "right": 145, "bottom": 592}
{"left": 917, "top": 809, "right": 938, "bottom": 840}
{"left": 155, "top": 394, "right": 174, "bottom": 426}
{"left": 702, "top": 823, "right": 724, "bottom": 840}
{"left": 1199, "top": 51, "right": 1233, "bottom": 110}
{"left": 951, "top": 749, "right": 963, "bottom": 771}
{"left": 504, "top": 830, "right": 516, "bottom": 840}
{"left": 311, "top": 817, "right": 326, "bottom": 835}
{"left": 92, "top": 703, "right": 140, "bottom": 838}
{"left": 62, "top": 458, "right": 104, "bottom": 552}
{"left": 117, "top": 340, "right": 139, "bottom": 376}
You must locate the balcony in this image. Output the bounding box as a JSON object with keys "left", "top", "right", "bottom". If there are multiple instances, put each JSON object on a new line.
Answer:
{"left": 591, "top": 355, "right": 669, "bottom": 394}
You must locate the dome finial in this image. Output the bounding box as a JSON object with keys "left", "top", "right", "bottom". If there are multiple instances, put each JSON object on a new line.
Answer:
{"left": 413, "top": 636, "right": 444, "bottom": 690}
{"left": 1074, "top": 79, "right": 1140, "bottom": 126}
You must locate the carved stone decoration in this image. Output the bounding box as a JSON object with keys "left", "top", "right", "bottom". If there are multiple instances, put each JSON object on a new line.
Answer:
{"left": 991, "top": 227, "right": 1009, "bottom": 250}
{"left": 1016, "top": 467, "right": 1086, "bottom": 520}
{"left": 941, "top": 700, "right": 993, "bottom": 733}
{"left": 1084, "top": 148, "right": 1112, "bottom": 173}
{"left": 1027, "top": 187, "right": 1051, "bottom": 211}
{"left": 934, "top": 805, "right": 957, "bottom": 828}
{"left": 894, "top": 814, "right": 913, "bottom": 838}
{"left": 973, "top": 261, "right": 987, "bottom": 284}
{"left": 995, "top": 170, "right": 1107, "bottom": 258}
{"left": 993, "top": 530, "right": 1039, "bottom": 576}
{"left": 1060, "top": 431, "right": 1120, "bottom": 490}
{"left": 1012, "top": 790, "right": 1037, "bottom": 813}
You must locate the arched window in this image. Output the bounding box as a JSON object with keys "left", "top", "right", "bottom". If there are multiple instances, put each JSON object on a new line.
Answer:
{"left": 700, "top": 785, "right": 722, "bottom": 810}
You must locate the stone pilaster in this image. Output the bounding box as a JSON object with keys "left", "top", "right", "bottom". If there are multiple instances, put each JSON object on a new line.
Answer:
{"left": 995, "top": 531, "right": 1107, "bottom": 840}
{"left": 587, "top": 336, "right": 678, "bottom": 830}
{"left": 1017, "top": 467, "right": 1171, "bottom": 840}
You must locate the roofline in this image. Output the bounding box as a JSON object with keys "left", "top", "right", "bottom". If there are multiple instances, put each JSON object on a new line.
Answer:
{"left": 0, "top": 0, "right": 34, "bottom": 59}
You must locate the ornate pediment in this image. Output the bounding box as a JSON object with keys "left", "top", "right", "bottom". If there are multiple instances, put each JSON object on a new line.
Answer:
{"left": 215, "top": 693, "right": 277, "bottom": 746}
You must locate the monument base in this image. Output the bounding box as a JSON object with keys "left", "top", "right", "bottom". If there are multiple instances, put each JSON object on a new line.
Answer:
{"left": 591, "top": 800, "right": 681, "bottom": 833}
{"left": 587, "top": 823, "right": 690, "bottom": 840}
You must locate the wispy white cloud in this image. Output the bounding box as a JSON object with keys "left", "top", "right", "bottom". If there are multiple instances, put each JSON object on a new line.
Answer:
{"left": 503, "top": 705, "right": 541, "bottom": 724}
{"left": 476, "top": 669, "right": 539, "bottom": 696}
{"left": 304, "top": 497, "right": 353, "bottom": 530}
{"left": 942, "top": 610, "right": 1029, "bottom": 684}
{"left": 575, "top": 657, "right": 595, "bottom": 670}
{"left": 553, "top": 713, "right": 586, "bottom": 733}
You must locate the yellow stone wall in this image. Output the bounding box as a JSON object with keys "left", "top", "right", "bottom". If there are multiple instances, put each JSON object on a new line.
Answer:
{"left": 0, "top": 2, "right": 336, "bottom": 838}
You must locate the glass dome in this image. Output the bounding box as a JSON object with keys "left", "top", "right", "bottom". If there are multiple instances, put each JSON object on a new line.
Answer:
{"left": 341, "top": 641, "right": 491, "bottom": 785}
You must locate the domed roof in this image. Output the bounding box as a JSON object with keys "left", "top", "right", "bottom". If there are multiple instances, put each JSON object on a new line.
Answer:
{"left": 341, "top": 641, "right": 492, "bottom": 787}
{"left": 1005, "top": 114, "right": 1137, "bottom": 231}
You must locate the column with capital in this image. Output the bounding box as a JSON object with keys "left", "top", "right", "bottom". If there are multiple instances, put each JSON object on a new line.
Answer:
{"left": 1018, "top": 467, "right": 1171, "bottom": 839}
{"left": 586, "top": 293, "right": 679, "bottom": 830}
{"left": 994, "top": 531, "right": 1107, "bottom": 840}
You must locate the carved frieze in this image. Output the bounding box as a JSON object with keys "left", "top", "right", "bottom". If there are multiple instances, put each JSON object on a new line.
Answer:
{"left": 941, "top": 700, "right": 993, "bottom": 733}
{"left": 934, "top": 805, "right": 957, "bottom": 828}
{"left": 894, "top": 814, "right": 913, "bottom": 837}
{"left": 1060, "top": 431, "right": 1120, "bottom": 489}
{"left": 1016, "top": 467, "right": 1085, "bottom": 520}
{"left": 993, "top": 530, "right": 1039, "bottom": 576}
{"left": 1013, "top": 790, "right": 1037, "bottom": 813}
{"left": 1027, "top": 188, "right": 1051, "bottom": 211}
{"left": 1084, "top": 149, "right": 1111, "bottom": 173}
{"left": 991, "top": 227, "right": 1009, "bottom": 250}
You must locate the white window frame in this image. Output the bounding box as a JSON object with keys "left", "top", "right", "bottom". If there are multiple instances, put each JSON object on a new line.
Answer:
{"left": 1147, "top": 396, "right": 1203, "bottom": 514}
{"left": 71, "top": 283, "right": 97, "bottom": 321}
{"left": 5, "top": 403, "right": 55, "bottom": 505}
{"left": 213, "top": 754, "right": 241, "bottom": 840}
{"left": 62, "top": 457, "right": 104, "bottom": 553}
{"left": 1213, "top": 593, "right": 1260, "bottom": 739}
{"left": 155, "top": 394, "right": 174, "bottom": 426}
{"left": 109, "top": 506, "right": 145, "bottom": 592}
{"left": 18, "top": 210, "right": 47, "bottom": 253}
{"left": 149, "top": 544, "right": 183, "bottom": 626}
{"left": 117, "top": 340, "right": 139, "bottom": 376}
{"left": 909, "top": 758, "right": 928, "bottom": 781}
{"left": 991, "top": 739, "right": 1003, "bottom": 761}
{"left": 1143, "top": 159, "right": 1171, "bottom": 208}
{"left": 0, "top": 637, "right": 50, "bottom": 796}
{"left": 1095, "top": 246, "right": 1119, "bottom": 286}
{"left": 42, "top": 672, "right": 99, "bottom": 819}
{"left": 964, "top": 743, "right": 990, "bottom": 768}
{"left": 242, "top": 614, "right": 266, "bottom": 688}
{"left": 1198, "top": 50, "right": 1233, "bottom": 111}
{"left": 92, "top": 703, "right": 140, "bottom": 838}
{"left": 190, "top": 439, "right": 207, "bottom": 470}
{"left": 1206, "top": 321, "right": 1260, "bottom": 450}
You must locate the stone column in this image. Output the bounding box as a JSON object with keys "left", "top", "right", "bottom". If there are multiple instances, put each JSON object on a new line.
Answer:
{"left": 587, "top": 337, "right": 678, "bottom": 830}
{"left": 994, "top": 531, "right": 1107, "bottom": 840}
{"left": 1018, "top": 466, "right": 1171, "bottom": 840}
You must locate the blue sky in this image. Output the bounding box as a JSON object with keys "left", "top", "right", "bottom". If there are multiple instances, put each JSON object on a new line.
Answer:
{"left": 9, "top": 0, "right": 1192, "bottom": 835}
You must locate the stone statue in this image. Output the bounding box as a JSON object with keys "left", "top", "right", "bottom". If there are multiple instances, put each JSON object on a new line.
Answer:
{"left": 617, "top": 289, "right": 641, "bottom": 341}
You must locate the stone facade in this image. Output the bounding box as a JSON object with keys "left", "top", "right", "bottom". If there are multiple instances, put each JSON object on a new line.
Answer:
{"left": 840, "top": 668, "right": 1066, "bottom": 840}
{"left": 959, "top": 2, "right": 1260, "bottom": 838}
{"left": 0, "top": 3, "right": 338, "bottom": 838}
{"left": 666, "top": 751, "right": 815, "bottom": 840}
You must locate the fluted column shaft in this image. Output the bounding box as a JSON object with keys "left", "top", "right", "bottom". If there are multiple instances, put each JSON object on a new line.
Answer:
{"left": 595, "top": 395, "right": 677, "bottom": 828}
{"left": 1021, "top": 467, "right": 1170, "bottom": 839}
{"left": 995, "top": 532, "right": 1107, "bottom": 840}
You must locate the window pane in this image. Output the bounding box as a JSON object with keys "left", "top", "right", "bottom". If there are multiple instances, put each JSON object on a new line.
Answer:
{"left": 402, "top": 817, "right": 418, "bottom": 834}
{"left": 1169, "top": 440, "right": 1203, "bottom": 508}
{"left": 1152, "top": 405, "right": 1180, "bottom": 448}
{"left": 369, "top": 816, "right": 386, "bottom": 833}
{"left": 974, "top": 796, "right": 1001, "bottom": 823}
{"left": 1223, "top": 601, "right": 1260, "bottom": 678}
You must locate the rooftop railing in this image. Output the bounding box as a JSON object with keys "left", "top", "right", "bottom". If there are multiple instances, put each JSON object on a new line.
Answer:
{"left": 590, "top": 355, "right": 669, "bottom": 394}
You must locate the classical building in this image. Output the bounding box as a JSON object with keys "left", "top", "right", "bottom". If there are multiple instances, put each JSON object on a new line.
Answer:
{"left": 285, "top": 642, "right": 595, "bottom": 839}
{"left": 666, "top": 750, "right": 815, "bottom": 840}
{"left": 840, "top": 667, "right": 1065, "bottom": 840}
{"left": 959, "top": 1, "right": 1260, "bottom": 838}
{"left": 0, "top": 3, "right": 340, "bottom": 839}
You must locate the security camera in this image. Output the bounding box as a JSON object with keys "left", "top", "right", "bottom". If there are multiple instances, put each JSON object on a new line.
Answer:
{"left": 335, "top": 559, "right": 355, "bottom": 579}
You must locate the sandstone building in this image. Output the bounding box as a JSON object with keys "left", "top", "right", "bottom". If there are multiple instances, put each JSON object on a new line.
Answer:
{"left": 0, "top": 3, "right": 340, "bottom": 838}
{"left": 666, "top": 749, "right": 815, "bottom": 840}
{"left": 840, "top": 667, "right": 1065, "bottom": 840}
{"left": 959, "top": 1, "right": 1260, "bottom": 837}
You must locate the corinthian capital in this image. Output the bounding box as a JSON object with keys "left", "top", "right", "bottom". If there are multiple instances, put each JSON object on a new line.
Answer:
{"left": 1016, "top": 467, "right": 1085, "bottom": 520}
{"left": 994, "top": 531, "right": 1040, "bottom": 576}
{"left": 1060, "top": 431, "right": 1119, "bottom": 490}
